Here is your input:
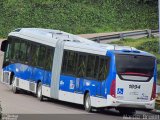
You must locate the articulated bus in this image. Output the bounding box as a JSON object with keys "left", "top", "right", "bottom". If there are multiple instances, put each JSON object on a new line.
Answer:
{"left": 0, "top": 28, "right": 157, "bottom": 115}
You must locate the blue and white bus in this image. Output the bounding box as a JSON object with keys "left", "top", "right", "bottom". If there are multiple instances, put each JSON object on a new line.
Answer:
{"left": 1, "top": 28, "right": 157, "bottom": 115}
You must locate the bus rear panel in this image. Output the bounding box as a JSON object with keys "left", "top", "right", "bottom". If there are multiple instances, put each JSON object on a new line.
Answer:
{"left": 108, "top": 52, "right": 156, "bottom": 110}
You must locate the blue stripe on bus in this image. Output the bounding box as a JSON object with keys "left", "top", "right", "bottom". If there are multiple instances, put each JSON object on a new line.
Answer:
{"left": 3, "top": 63, "right": 52, "bottom": 86}
{"left": 154, "top": 60, "right": 157, "bottom": 83}
{"left": 2, "top": 52, "right": 116, "bottom": 98}
{"left": 106, "top": 51, "right": 116, "bottom": 95}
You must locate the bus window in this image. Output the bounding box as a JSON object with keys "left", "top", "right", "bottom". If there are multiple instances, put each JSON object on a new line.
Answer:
{"left": 38, "top": 45, "right": 46, "bottom": 68}
{"left": 61, "top": 51, "right": 68, "bottom": 74}
{"left": 61, "top": 50, "right": 78, "bottom": 76}
{"left": 30, "top": 44, "right": 39, "bottom": 66}
{"left": 4, "top": 37, "right": 12, "bottom": 62}
{"left": 26, "top": 42, "right": 31, "bottom": 64}
{"left": 98, "top": 57, "right": 109, "bottom": 81}
{"left": 45, "top": 47, "right": 54, "bottom": 71}
{"left": 73, "top": 52, "right": 78, "bottom": 75}
{"left": 11, "top": 38, "right": 21, "bottom": 61}
{"left": 116, "top": 54, "right": 155, "bottom": 81}
{"left": 77, "top": 54, "right": 87, "bottom": 77}
{"left": 19, "top": 40, "right": 27, "bottom": 63}
{"left": 93, "top": 56, "right": 99, "bottom": 79}
{"left": 66, "top": 51, "right": 75, "bottom": 74}
{"left": 86, "top": 55, "right": 96, "bottom": 79}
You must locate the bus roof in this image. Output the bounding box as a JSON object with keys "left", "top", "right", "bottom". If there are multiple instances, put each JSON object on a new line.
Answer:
{"left": 8, "top": 28, "right": 155, "bottom": 57}
{"left": 9, "top": 28, "right": 96, "bottom": 44}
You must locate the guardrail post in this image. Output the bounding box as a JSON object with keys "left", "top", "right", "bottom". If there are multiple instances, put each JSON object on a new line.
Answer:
{"left": 147, "top": 29, "right": 152, "bottom": 38}
{"left": 120, "top": 33, "right": 124, "bottom": 40}
{"left": 97, "top": 37, "right": 100, "bottom": 43}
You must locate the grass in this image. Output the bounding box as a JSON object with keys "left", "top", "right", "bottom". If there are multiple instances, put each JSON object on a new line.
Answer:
{"left": 0, "top": 0, "right": 158, "bottom": 38}
{"left": 110, "top": 37, "right": 160, "bottom": 84}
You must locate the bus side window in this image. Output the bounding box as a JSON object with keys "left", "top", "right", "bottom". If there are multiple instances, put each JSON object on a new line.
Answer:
{"left": 4, "top": 37, "right": 12, "bottom": 62}
{"left": 86, "top": 55, "right": 96, "bottom": 79}
{"left": 93, "top": 56, "right": 99, "bottom": 79}
{"left": 98, "top": 57, "right": 110, "bottom": 81}
{"left": 12, "top": 38, "right": 21, "bottom": 61}
{"left": 66, "top": 51, "right": 74, "bottom": 74}
{"left": 38, "top": 45, "right": 46, "bottom": 68}
{"left": 19, "top": 40, "right": 27, "bottom": 63}
{"left": 61, "top": 50, "right": 78, "bottom": 76}
{"left": 26, "top": 42, "right": 31, "bottom": 64}
{"left": 30, "top": 44, "right": 39, "bottom": 66}
{"left": 66, "top": 51, "right": 77, "bottom": 75}
{"left": 45, "top": 47, "right": 54, "bottom": 71}
{"left": 73, "top": 52, "right": 78, "bottom": 75}
{"left": 61, "top": 51, "right": 68, "bottom": 74}
{"left": 77, "top": 54, "right": 87, "bottom": 77}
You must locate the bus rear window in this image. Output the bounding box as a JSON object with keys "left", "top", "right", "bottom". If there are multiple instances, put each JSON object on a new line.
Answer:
{"left": 116, "top": 54, "right": 155, "bottom": 81}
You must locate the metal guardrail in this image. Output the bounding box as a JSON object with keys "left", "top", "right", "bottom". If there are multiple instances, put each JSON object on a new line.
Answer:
{"left": 90, "top": 29, "right": 159, "bottom": 42}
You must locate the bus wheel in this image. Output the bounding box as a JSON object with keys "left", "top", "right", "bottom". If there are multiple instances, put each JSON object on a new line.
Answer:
{"left": 12, "top": 76, "right": 18, "bottom": 93}
{"left": 84, "top": 93, "right": 92, "bottom": 112}
{"left": 37, "top": 82, "right": 43, "bottom": 101}
{"left": 118, "top": 108, "right": 136, "bottom": 115}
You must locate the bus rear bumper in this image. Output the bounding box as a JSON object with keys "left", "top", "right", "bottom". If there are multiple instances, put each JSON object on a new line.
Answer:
{"left": 91, "top": 95, "right": 155, "bottom": 109}
{"left": 106, "top": 95, "right": 155, "bottom": 110}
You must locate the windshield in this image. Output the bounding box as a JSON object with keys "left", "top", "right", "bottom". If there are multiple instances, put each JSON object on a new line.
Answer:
{"left": 116, "top": 54, "right": 155, "bottom": 81}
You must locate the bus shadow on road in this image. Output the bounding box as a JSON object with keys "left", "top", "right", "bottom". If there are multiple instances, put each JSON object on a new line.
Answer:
{"left": 46, "top": 97, "right": 122, "bottom": 116}
{"left": 18, "top": 90, "right": 122, "bottom": 116}
{"left": 17, "top": 90, "right": 155, "bottom": 117}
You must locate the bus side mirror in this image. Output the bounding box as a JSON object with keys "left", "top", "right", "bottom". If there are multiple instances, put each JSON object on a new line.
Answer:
{"left": 0, "top": 40, "right": 8, "bottom": 52}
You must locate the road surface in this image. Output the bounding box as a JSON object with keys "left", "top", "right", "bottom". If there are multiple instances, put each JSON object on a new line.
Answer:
{"left": 0, "top": 82, "right": 159, "bottom": 120}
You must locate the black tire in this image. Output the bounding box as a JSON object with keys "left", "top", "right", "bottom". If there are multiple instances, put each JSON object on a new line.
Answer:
{"left": 118, "top": 108, "right": 136, "bottom": 115}
{"left": 37, "top": 82, "right": 44, "bottom": 101}
{"left": 11, "top": 76, "right": 19, "bottom": 93}
{"left": 84, "top": 93, "right": 92, "bottom": 112}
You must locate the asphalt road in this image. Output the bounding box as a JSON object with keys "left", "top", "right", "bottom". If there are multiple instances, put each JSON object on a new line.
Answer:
{"left": 0, "top": 82, "right": 159, "bottom": 120}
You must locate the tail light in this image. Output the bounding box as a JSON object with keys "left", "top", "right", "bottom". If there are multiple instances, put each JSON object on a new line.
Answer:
{"left": 150, "top": 83, "right": 156, "bottom": 100}
{"left": 110, "top": 79, "right": 116, "bottom": 98}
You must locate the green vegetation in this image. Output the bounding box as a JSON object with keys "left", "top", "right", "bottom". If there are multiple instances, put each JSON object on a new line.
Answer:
{"left": 0, "top": 0, "right": 158, "bottom": 38}
{"left": 155, "top": 103, "right": 160, "bottom": 110}
{"left": 111, "top": 37, "right": 160, "bottom": 84}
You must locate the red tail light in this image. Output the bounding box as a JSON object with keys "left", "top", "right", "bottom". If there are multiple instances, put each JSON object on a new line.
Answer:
{"left": 150, "top": 83, "right": 156, "bottom": 100}
{"left": 110, "top": 79, "right": 116, "bottom": 98}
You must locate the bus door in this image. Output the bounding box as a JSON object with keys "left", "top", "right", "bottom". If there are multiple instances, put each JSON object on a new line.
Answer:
{"left": 28, "top": 44, "right": 39, "bottom": 92}
{"left": 29, "top": 44, "right": 46, "bottom": 92}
